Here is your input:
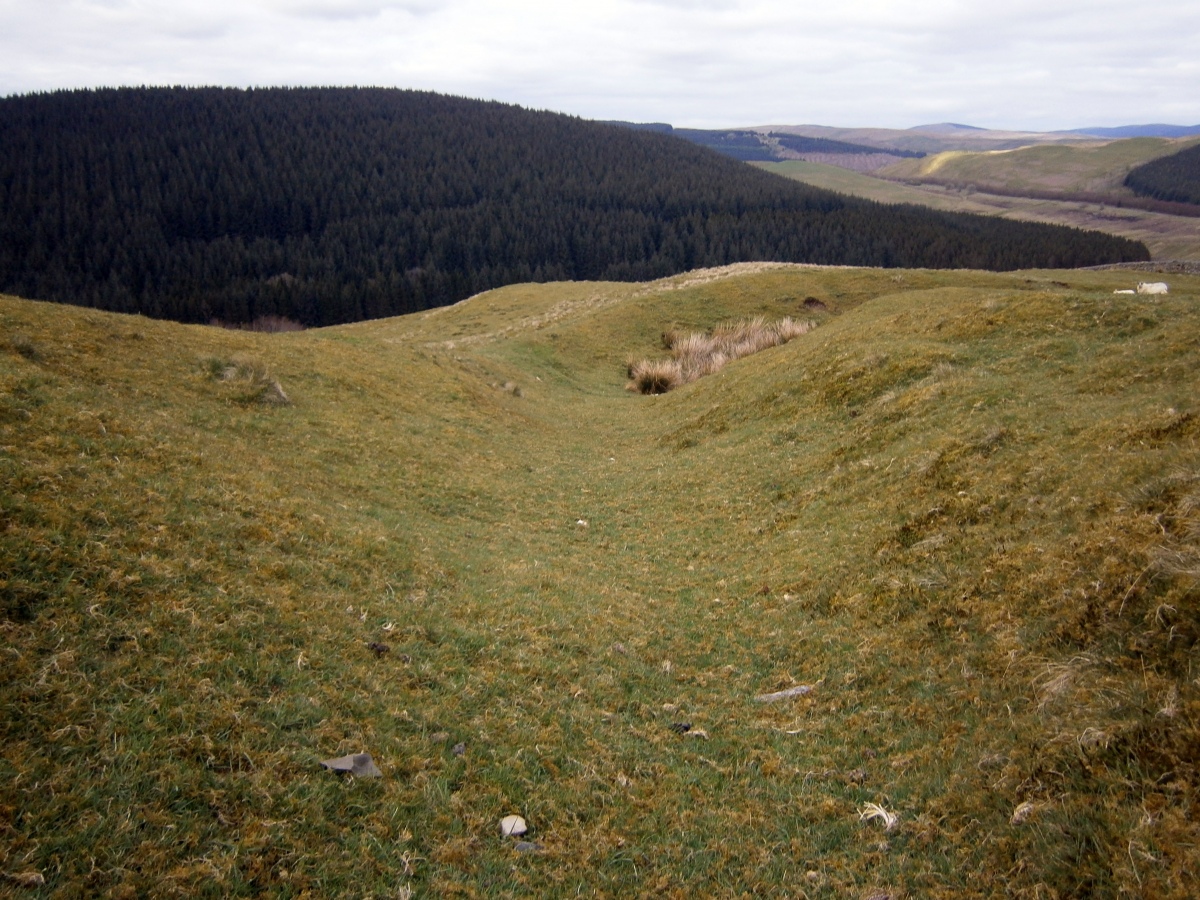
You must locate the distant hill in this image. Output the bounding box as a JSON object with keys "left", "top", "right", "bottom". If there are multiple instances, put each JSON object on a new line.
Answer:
{"left": 1124, "top": 142, "right": 1200, "bottom": 205}
{"left": 621, "top": 125, "right": 926, "bottom": 162}
{"left": 769, "top": 133, "right": 924, "bottom": 158}
{"left": 0, "top": 88, "right": 1147, "bottom": 326}
{"left": 671, "top": 128, "right": 779, "bottom": 161}
{"left": 909, "top": 122, "right": 991, "bottom": 134}
{"left": 753, "top": 123, "right": 1101, "bottom": 154}
{"left": 1072, "top": 124, "right": 1200, "bottom": 139}
{"left": 746, "top": 122, "right": 1200, "bottom": 155}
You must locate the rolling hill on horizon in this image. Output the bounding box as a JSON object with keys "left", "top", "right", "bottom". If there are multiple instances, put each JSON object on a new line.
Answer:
{"left": 746, "top": 122, "right": 1200, "bottom": 155}
{"left": 1073, "top": 124, "right": 1200, "bottom": 139}
{"left": 0, "top": 87, "right": 1148, "bottom": 327}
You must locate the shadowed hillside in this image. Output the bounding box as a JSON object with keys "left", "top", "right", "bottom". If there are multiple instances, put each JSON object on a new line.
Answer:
{"left": 2, "top": 263, "right": 1198, "bottom": 896}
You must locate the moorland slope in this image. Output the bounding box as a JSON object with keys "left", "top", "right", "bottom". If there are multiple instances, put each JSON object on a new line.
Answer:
{"left": 880, "top": 137, "right": 1200, "bottom": 204}
{"left": 760, "top": 137, "right": 1200, "bottom": 260}
{"left": 2, "top": 263, "right": 1198, "bottom": 897}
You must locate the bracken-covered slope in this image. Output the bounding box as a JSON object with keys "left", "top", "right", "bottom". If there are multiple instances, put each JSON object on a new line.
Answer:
{"left": 0, "top": 88, "right": 1148, "bottom": 327}
{"left": 2, "top": 263, "right": 1198, "bottom": 897}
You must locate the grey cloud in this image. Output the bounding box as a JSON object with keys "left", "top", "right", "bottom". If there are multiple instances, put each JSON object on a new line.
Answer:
{"left": 0, "top": 0, "right": 1197, "bottom": 130}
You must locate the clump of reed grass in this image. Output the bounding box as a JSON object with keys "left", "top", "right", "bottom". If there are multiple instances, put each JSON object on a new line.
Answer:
{"left": 627, "top": 316, "right": 814, "bottom": 394}
{"left": 626, "top": 358, "right": 683, "bottom": 395}
{"left": 209, "top": 315, "right": 306, "bottom": 333}
{"left": 201, "top": 354, "right": 291, "bottom": 405}
{"left": 5, "top": 332, "right": 40, "bottom": 361}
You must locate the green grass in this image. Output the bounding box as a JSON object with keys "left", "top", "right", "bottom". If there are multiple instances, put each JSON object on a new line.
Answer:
{"left": 3, "top": 263, "right": 1200, "bottom": 897}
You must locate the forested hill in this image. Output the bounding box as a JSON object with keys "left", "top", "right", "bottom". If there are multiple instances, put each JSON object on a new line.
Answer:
{"left": 1124, "top": 142, "right": 1200, "bottom": 206}
{"left": 0, "top": 88, "right": 1149, "bottom": 326}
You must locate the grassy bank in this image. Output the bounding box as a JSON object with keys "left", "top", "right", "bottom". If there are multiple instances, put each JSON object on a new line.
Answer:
{"left": 3, "top": 263, "right": 1199, "bottom": 897}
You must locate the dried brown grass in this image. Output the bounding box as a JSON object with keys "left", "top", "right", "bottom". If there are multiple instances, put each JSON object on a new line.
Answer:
{"left": 627, "top": 316, "right": 814, "bottom": 394}
{"left": 202, "top": 354, "right": 291, "bottom": 405}
{"left": 626, "top": 358, "right": 683, "bottom": 394}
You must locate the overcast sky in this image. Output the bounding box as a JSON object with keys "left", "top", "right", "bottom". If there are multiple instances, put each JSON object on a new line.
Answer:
{"left": 2, "top": 0, "right": 1198, "bottom": 131}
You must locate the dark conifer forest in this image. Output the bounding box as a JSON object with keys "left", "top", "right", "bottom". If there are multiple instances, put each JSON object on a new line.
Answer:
{"left": 1124, "top": 142, "right": 1200, "bottom": 206}
{"left": 670, "top": 129, "right": 779, "bottom": 161}
{"left": 0, "top": 87, "right": 1150, "bottom": 326}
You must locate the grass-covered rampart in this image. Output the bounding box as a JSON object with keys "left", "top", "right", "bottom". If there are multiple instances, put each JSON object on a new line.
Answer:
{"left": 2, "top": 263, "right": 1198, "bottom": 897}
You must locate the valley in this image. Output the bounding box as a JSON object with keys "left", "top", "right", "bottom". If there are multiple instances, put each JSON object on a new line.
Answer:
{"left": 4, "top": 263, "right": 1198, "bottom": 896}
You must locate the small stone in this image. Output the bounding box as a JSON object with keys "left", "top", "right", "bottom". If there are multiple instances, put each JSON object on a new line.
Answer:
{"left": 753, "top": 684, "right": 815, "bottom": 703}
{"left": 367, "top": 641, "right": 390, "bottom": 658}
{"left": 500, "top": 815, "right": 527, "bottom": 836}
{"left": 669, "top": 722, "right": 692, "bottom": 734}
{"left": 514, "top": 841, "right": 544, "bottom": 853}
{"left": 320, "top": 752, "right": 383, "bottom": 778}
{"left": 452, "top": 742, "right": 466, "bottom": 757}
{"left": 1011, "top": 801, "right": 1037, "bottom": 825}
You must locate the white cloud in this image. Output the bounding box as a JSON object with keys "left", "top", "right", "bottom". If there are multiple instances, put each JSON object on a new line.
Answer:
{"left": 262, "top": 0, "right": 441, "bottom": 20}
{"left": 1, "top": 0, "right": 1197, "bottom": 129}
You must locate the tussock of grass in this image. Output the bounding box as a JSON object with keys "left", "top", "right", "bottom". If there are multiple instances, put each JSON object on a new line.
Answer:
{"left": 625, "top": 357, "right": 684, "bottom": 394}
{"left": 4, "top": 332, "right": 39, "bottom": 361}
{"left": 627, "top": 316, "right": 814, "bottom": 393}
{"left": 202, "top": 353, "right": 291, "bottom": 405}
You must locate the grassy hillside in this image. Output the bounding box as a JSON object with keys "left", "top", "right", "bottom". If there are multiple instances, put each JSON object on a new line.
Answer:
{"left": 758, "top": 160, "right": 1200, "bottom": 261}
{"left": 3, "top": 263, "right": 1200, "bottom": 897}
{"left": 881, "top": 137, "right": 1200, "bottom": 199}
